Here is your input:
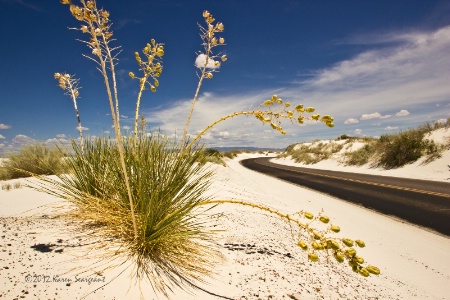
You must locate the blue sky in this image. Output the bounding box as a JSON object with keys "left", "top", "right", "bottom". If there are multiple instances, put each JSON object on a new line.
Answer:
{"left": 1, "top": 0, "right": 449, "bottom": 154}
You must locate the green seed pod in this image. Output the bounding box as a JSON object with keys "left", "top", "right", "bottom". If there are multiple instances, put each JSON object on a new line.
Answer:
{"left": 330, "top": 225, "right": 340, "bottom": 233}
{"left": 308, "top": 253, "right": 319, "bottom": 262}
{"left": 367, "top": 265, "right": 380, "bottom": 275}
{"left": 342, "top": 238, "right": 354, "bottom": 247}
{"left": 304, "top": 212, "right": 314, "bottom": 219}
{"left": 329, "top": 240, "right": 340, "bottom": 250}
{"left": 298, "top": 241, "right": 308, "bottom": 251}
{"left": 345, "top": 248, "right": 357, "bottom": 257}
{"left": 355, "top": 240, "right": 365, "bottom": 248}
{"left": 312, "top": 114, "right": 320, "bottom": 121}
{"left": 312, "top": 241, "right": 324, "bottom": 250}
{"left": 359, "top": 268, "right": 370, "bottom": 277}
{"left": 334, "top": 251, "right": 345, "bottom": 263}
{"left": 128, "top": 72, "right": 135, "bottom": 78}
{"left": 319, "top": 216, "right": 330, "bottom": 224}
{"left": 305, "top": 107, "right": 315, "bottom": 113}
{"left": 355, "top": 256, "right": 364, "bottom": 264}
{"left": 313, "top": 232, "right": 322, "bottom": 240}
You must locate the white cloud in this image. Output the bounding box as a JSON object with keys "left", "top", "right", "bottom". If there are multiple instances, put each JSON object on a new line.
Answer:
{"left": 395, "top": 109, "right": 410, "bottom": 117}
{"left": 435, "top": 118, "right": 448, "bottom": 125}
{"left": 0, "top": 134, "right": 4, "bottom": 139}
{"left": 56, "top": 134, "right": 66, "bottom": 139}
{"left": 12, "top": 134, "right": 35, "bottom": 144}
{"left": 122, "top": 125, "right": 131, "bottom": 130}
{"left": 0, "top": 123, "right": 11, "bottom": 130}
{"left": 144, "top": 26, "right": 450, "bottom": 147}
{"left": 344, "top": 118, "right": 359, "bottom": 124}
{"left": 360, "top": 112, "right": 391, "bottom": 120}
{"left": 384, "top": 126, "right": 398, "bottom": 131}
{"left": 76, "top": 126, "right": 89, "bottom": 131}
{"left": 354, "top": 129, "right": 362, "bottom": 135}
{"left": 195, "top": 54, "right": 220, "bottom": 69}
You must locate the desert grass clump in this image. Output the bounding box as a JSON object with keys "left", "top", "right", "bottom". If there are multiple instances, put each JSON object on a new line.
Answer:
{"left": 1, "top": 143, "right": 66, "bottom": 179}
{"left": 345, "top": 142, "right": 377, "bottom": 166}
{"left": 35, "top": 135, "right": 220, "bottom": 294}
{"left": 32, "top": 1, "right": 379, "bottom": 297}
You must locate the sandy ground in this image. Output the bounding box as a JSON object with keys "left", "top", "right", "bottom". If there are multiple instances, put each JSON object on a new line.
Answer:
{"left": 1, "top": 150, "right": 450, "bottom": 299}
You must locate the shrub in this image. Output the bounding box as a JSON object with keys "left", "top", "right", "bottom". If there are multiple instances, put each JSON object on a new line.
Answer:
{"left": 345, "top": 143, "right": 376, "bottom": 166}
{"left": 378, "top": 129, "right": 427, "bottom": 169}
{"left": 1, "top": 143, "right": 66, "bottom": 179}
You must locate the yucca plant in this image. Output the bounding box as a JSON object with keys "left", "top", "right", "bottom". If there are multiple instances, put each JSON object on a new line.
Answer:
{"left": 29, "top": 0, "right": 379, "bottom": 297}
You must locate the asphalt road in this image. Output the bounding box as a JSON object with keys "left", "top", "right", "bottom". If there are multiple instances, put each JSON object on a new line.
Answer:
{"left": 240, "top": 157, "right": 450, "bottom": 237}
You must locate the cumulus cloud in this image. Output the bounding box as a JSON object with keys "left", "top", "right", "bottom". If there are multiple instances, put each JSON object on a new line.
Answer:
{"left": 354, "top": 129, "right": 362, "bottom": 135}
{"left": 360, "top": 112, "right": 391, "bottom": 120}
{"left": 56, "top": 134, "right": 66, "bottom": 139}
{"left": 0, "top": 134, "right": 4, "bottom": 139}
{"left": 395, "top": 109, "right": 410, "bottom": 117}
{"left": 12, "top": 134, "right": 35, "bottom": 144}
{"left": 0, "top": 123, "right": 11, "bottom": 130}
{"left": 384, "top": 126, "right": 398, "bottom": 131}
{"left": 195, "top": 54, "right": 220, "bottom": 69}
{"left": 122, "top": 125, "right": 131, "bottom": 130}
{"left": 344, "top": 118, "right": 359, "bottom": 124}
{"left": 76, "top": 126, "right": 89, "bottom": 131}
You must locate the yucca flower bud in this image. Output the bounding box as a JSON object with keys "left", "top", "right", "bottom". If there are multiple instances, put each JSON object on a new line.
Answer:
{"left": 211, "top": 37, "right": 217, "bottom": 45}
{"left": 355, "top": 240, "right": 365, "bottom": 247}
{"left": 359, "top": 268, "right": 370, "bottom": 277}
{"left": 221, "top": 55, "right": 227, "bottom": 62}
{"left": 281, "top": 130, "right": 286, "bottom": 135}
{"left": 203, "top": 10, "right": 210, "bottom": 18}
{"left": 150, "top": 85, "right": 156, "bottom": 92}
{"left": 271, "top": 95, "right": 277, "bottom": 101}
{"left": 298, "top": 241, "right": 308, "bottom": 251}
{"left": 345, "top": 248, "right": 356, "bottom": 257}
{"left": 285, "top": 102, "right": 290, "bottom": 107}
{"left": 154, "top": 79, "right": 159, "bottom": 87}
{"left": 263, "top": 100, "right": 273, "bottom": 106}
{"left": 304, "top": 212, "right": 314, "bottom": 219}
{"left": 81, "top": 25, "right": 88, "bottom": 33}
{"left": 216, "top": 22, "right": 224, "bottom": 31}
{"left": 355, "top": 256, "right": 364, "bottom": 264}
{"left": 330, "top": 225, "right": 340, "bottom": 233}
{"left": 270, "top": 122, "right": 277, "bottom": 130}
{"left": 295, "top": 104, "right": 304, "bottom": 112}
{"left": 334, "top": 251, "right": 345, "bottom": 263}
{"left": 305, "top": 107, "right": 315, "bottom": 113}
{"left": 319, "top": 216, "right": 330, "bottom": 223}
{"left": 326, "top": 122, "right": 335, "bottom": 128}
{"left": 60, "top": 0, "right": 71, "bottom": 4}
{"left": 54, "top": 73, "right": 61, "bottom": 79}
{"left": 312, "top": 114, "right": 320, "bottom": 121}
{"left": 367, "top": 265, "right": 380, "bottom": 275}
{"left": 129, "top": 72, "right": 135, "bottom": 78}
{"left": 342, "top": 238, "right": 354, "bottom": 247}
{"left": 219, "top": 37, "right": 225, "bottom": 44}
{"left": 313, "top": 232, "right": 322, "bottom": 240}
{"left": 298, "top": 116, "right": 304, "bottom": 124}
{"left": 308, "top": 253, "right": 319, "bottom": 262}
{"left": 312, "top": 241, "right": 324, "bottom": 250}
{"left": 69, "top": 4, "right": 84, "bottom": 21}
{"left": 205, "top": 72, "right": 213, "bottom": 79}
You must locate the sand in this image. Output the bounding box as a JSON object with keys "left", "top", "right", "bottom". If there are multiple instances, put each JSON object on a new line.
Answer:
{"left": 1, "top": 143, "right": 450, "bottom": 299}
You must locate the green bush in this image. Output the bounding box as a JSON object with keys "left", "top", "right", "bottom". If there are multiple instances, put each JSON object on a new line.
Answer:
{"left": 345, "top": 143, "right": 376, "bottom": 166}
{"left": 1, "top": 143, "right": 67, "bottom": 179}
{"left": 378, "top": 129, "right": 427, "bottom": 169}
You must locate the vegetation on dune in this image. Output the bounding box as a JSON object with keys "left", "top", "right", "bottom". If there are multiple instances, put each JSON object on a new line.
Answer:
{"left": 17, "top": 0, "right": 379, "bottom": 297}
{"left": 0, "top": 143, "right": 67, "bottom": 180}
{"left": 281, "top": 120, "right": 449, "bottom": 169}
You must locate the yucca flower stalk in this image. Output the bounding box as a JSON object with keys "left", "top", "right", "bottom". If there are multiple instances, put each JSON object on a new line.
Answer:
{"left": 61, "top": 0, "right": 137, "bottom": 237}
{"left": 54, "top": 72, "right": 84, "bottom": 150}
{"left": 129, "top": 39, "right": 164, "bottom": 145}
{"left": 179, "top": 10, "right": 227, "bottom": 153}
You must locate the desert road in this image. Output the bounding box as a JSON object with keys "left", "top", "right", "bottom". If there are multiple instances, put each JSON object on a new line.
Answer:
{"left": 241, "top": 157, "right": 450, "bottom": 237}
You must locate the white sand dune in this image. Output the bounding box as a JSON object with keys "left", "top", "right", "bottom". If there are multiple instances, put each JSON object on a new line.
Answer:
{"left": 1, "top": 150, "right": 450, "bottom": 299}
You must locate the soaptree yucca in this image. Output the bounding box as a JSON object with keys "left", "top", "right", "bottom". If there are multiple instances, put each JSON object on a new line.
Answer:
{"left": 32, "top": 0, "right": 378, "bottom": 297}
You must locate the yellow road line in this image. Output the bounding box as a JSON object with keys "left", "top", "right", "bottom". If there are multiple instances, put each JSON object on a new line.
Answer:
{"left": 259, "top": 160, "right": 450, "bottom": 199}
